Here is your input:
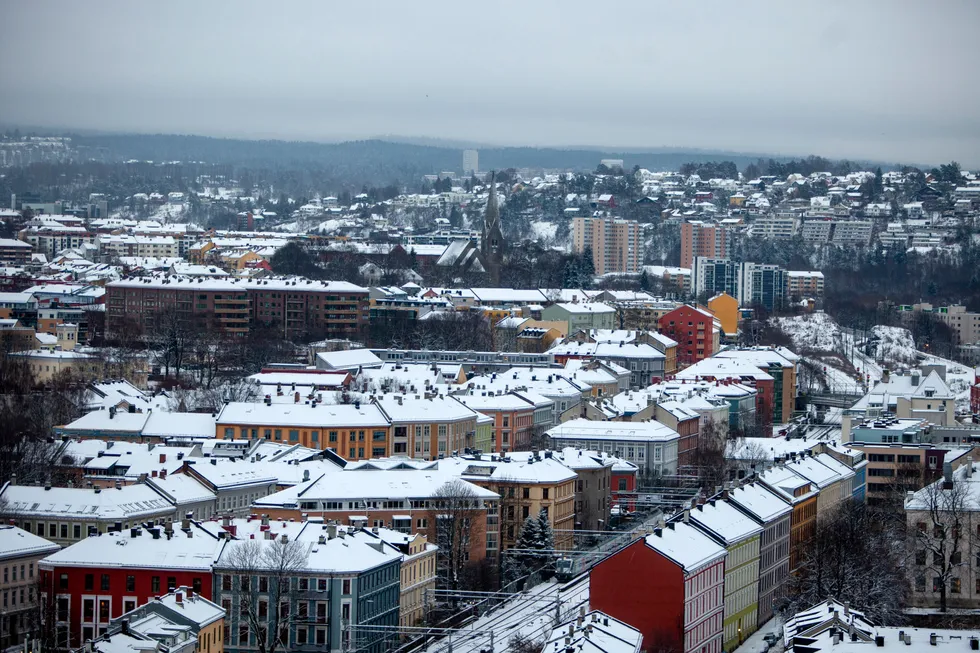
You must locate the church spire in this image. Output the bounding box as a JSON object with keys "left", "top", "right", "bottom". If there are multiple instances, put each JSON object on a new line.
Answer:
{"left": 481, "top": 171, "right": 503, "bottom": 286}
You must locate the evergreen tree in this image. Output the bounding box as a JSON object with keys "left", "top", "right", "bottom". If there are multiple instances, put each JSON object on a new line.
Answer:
{"left": 536, "top": 509, "right": 556, "bottom": 579}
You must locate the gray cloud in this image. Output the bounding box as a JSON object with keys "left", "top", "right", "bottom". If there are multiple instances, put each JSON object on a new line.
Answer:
{"left": 2, "top": 0, "right": 978, "bottom": 166}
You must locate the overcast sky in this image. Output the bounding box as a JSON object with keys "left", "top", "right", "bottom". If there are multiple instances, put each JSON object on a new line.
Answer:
{"left": 2, "top": 1, "right": 979, "bottom": 166}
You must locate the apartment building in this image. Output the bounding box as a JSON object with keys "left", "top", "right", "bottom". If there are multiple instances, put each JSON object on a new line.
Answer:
{"left": 105, "top": 275, "right": 369, "bottom": 340}
{"left": 0, "top": 238, "right": 32, "bottom": 265}
{"left": 786, "top": 271, "right": 825, "bottom": 299}
{"left": 897, "top": 304, "right": 980, "bottom": 345}
{"left": 680, "top": 221, "right": 733, "bottom": 270}
{"left": 0, "top": 526, "right": 60, "bottom": 650}
{"left": 693, "top": 257, "right": 738, "bottom": 299}
{"left": 572, "top": 216, "right": 643, "bottom": 275}
{"left": 751, "top": 215, "right": 797, "bottom": 240}
{"left": 214, "top": 401, "right": 391, "bottom": 460}
{"left": 738, "top": 263, "right": 787, "bottom": 312}
{"left": 658, "top": 305, "right": 722, "bottom": 369}
{"left": 106, "top": 276, "right": 250, "bottom": 337}
{"left": 546, "top": 418, "right": 680, "bottom": 476}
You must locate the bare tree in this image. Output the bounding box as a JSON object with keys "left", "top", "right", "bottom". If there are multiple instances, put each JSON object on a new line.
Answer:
{"left": 908, "top": 474, "right": 973, "bottom": 613}
{"left": 432, "top": 480, "right": 487, "bottom": 597}
{"left": 222, "top": 537, "right": 307, "bottom": 653}
{"left": 792, "top": 500, "right": 907, "bottom": 624}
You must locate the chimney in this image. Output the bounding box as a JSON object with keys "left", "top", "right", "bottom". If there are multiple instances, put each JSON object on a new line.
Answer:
{"left": 911, "top": 373, "right": 920, "bottom": 387}
{"left": 121, "top": 619, "right": 130, "bottom": 634}
{"left": 159, "top": 453, "right": 166, "bottom": 464}
{"left": 327, "top": 523, "right": 338, "bottom": 539}
{"left": 175, "top": 590, "right": 183, "bottom": 604}
{"left": 968, "top": 457, "right": 974, "bottom": 478}
{"left": 944, "top": 461, "right": 954, "bottom": 488}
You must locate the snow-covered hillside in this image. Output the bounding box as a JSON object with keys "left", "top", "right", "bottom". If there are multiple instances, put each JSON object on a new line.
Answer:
{"left": 868, "top": 325, "right": 917, "bottom": 368}
{"left": 772, "top": 312, "right": 842, "bottom": 352}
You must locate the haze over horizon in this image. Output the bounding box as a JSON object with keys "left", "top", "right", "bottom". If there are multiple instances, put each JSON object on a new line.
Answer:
{"left": 2, "top": 0, "right": 979, "bottom": 167}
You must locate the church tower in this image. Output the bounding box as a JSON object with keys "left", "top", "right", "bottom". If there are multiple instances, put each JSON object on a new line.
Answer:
{"left": 481, "top": 171, "right": 504, "bottom": 285}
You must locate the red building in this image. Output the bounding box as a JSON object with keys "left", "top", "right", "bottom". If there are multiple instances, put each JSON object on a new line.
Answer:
{"left": 658, "top": 305, "right": 719, "bottom": 369}
{"left": 591, "top": 522, "right": 726, "bottom": 653}
{"left": 971, "top": 367, "right": 979, "bottom": 415}
{"left": 39, "top": 522, "right": 223, "bottom": 648}
{"left": 656, "top": 402, "right": 701, "bottom": 470}
{"left": 610, "top": 460, "right": 638, "bottom": 513}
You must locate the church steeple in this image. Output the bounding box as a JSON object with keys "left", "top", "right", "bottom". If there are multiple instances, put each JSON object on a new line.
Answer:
{"left": 481, "top": 171, "right": 503, "bottom": 285}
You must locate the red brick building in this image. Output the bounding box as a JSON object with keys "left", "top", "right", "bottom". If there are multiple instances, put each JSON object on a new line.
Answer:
{"left": 971, "top": 367, "right": 979, "bottom": 415}
{"left": 105, "top": 275, "right": 369, "bottom": 340}
{"left": 658, "top": 305, "right": 720, "bottom": 369}
{"left": 591, "top": 522, "right": 726, "bottom": 653}
{"left": 676, "top": 358, "right": 777, "bottom": 430}
{"left": 39, "top": 523, "right": 222, "bottom": 649}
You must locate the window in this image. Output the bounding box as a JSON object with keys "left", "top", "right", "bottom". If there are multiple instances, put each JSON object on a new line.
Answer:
{"left": 222, "top": 575, "right": 232, "bottom": 591}
{"left": 167, "top": 577, "right": 176, "bottom": 591}
{"left": 311, "top": 430, "right": 319, "bottom": 443}
{"left": 259, "top": 576, "right": 269, "bottom": 592}
{"left": 522, "top": 488, "right": 530, "bottom": 499}
{"left": 73, "top": 524, "right": 81, "bottom": 539}
{"left": 151, "top": 576, "right": 160, "bottom": 593}
{"left": 916, "top": 550, "right": 926, "bottom": 565}
{"left": 193, "top": 578, "right": 203, "bottom": 594}
{"left": 85, "top": 574, "right": 94, "bottom": 591}
{"left": 124, "top": 599, "right": 135, "bottom": 613}
{"left": 101, "top": 574, "right": 110, "bottom": 591}
{"left": 83, "top": 598, "right": 95, "bottom": 621}
{"left": 126, "top": 575, "right": 135, "bottom": 592}
{"left": 99, "top": 599, "right": 110, "bottom": 622}
{"left": 542, "top": 488, "right": 549, "bottom": 499}
{"left": 289, "top": 430, "right": 299, "bottom": 442}
{"left": 342, "top": 579, "right": 351, "bottom": 594}
{"left": 933, "top": 577, "right": 943, "bottom": 592}
{"left": 60, "top": 573, "right": 69, "bottom": 590}
{"left": 952, "top": 578, "right": 962, "bottom": 594}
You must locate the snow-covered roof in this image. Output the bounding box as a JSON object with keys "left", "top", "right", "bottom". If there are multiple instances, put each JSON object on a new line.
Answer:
{"left": 727, "top": 482, "right": 791, "bottom": 523}
{"left": 546, "top": 418, "right": 679, "bottom": 443}
{"left": 255, "top": 470, "right": 498, "bottom": 506}
{"left": 644, "top": 521, "right": 726, "bottom": 572}
{"left": 1, "top": 483, "right": 175, "bottom": 520}
{"left": 544, "top": 611, "right": 642, "bottom": 653}
{"left": 551, "top": 302, "right": 616, "bottom": 315}
{"left": 688, "top": 499, "right": 763, "bottom": 545}
{"left": 316, "top": 348, "right": 383, "bottom": 371}
{"left": 144, "top": 474, "right": 216, "bottom": 506}
{"left": 0, "top": 525, "right": 60, "bottom": 562}
{"left": 40, "top": 523, "right": 222, "bottom": 570}
{"left": 216, "top": 401, "right": 388, "bottom": 428}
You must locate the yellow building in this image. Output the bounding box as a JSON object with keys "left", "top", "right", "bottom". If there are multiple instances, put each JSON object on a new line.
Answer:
{"left": 392, "top": 532, "right": 437, "bottom": 628}
{"left": 708, "top": 292, "right": 739, "bottom": 337}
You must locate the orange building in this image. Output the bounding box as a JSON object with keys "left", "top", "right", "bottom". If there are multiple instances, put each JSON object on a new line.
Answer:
{"left": 707, "top": 292, "right": 739, "bottom": 337}
{"left": 758, "top": 466, "right": 817, "bottom": 573}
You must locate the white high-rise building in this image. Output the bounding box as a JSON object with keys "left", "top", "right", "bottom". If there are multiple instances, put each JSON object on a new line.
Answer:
{"left": 463, "top": 149, "right": 479, "bottom": 175}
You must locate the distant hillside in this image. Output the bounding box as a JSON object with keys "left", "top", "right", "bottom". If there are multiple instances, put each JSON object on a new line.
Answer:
{"left": 70, "top": 133, "right": 782, "bottom": 177}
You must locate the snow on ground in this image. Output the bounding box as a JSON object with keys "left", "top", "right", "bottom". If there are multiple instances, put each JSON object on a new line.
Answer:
{"left": 530, "top": 220, "right": 557, "bottom": 242}
{"left": 772, "top": 313, "right": 842, "bottom": 353}
{"left": 870, "top": 325, "right": 918, "bottom": 367}
{"left": 149, "top": 203, "right": 185, "bottom": 222}
{"left": 732, "top": 616, "right": 783, "bottom": 653}
{"left": 314, "top": 218, "right": 354, "bottom": 234}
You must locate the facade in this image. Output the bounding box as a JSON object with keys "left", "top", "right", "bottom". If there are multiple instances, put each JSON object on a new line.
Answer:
{"left": 680, "top": 222, "right": 732, "bottom": 270}
{"left": 713, "top": 347, "right": 799, "bottom": 425}
{"left": 540, "top": 302, "right": 615, "bottom": 333}
{"left": 39, "top": 523, "right": 221, "bottom": 649}
{"left": 706, "top": 293, "right": 738, "bottom": 337}
{"left": 658, "top": 305, "right": 721, "bottom": 369}
{"left": 546, "top": 418, "right": 680, "bottom": 476}
{"left": 454, "top": 392, "right": 536, "bottom": 453}
{"left": 786, "top": 271, "right": 825, "bottom": 300}
{"left": 214, "top": 401, "right": 391, "bottom": 459}
{"left": 655, "top": 401, "right": 701, "bottom": 470}
{"left": 462, "top": 149, "right": 478, "bottom": 175}
{"left": 689, "top": 501, "right": 763, "bottom": 651}
{"left": 105, "top": 275, "right": 369, "bottom": 340}
{"left": 737, "top": 263, "right": 787, "bottom": 312}
{"left": 375, "top": 395, "right": 478, "bottom": 459}
{"left": 0, "top": 526, "right": 60, "bottom": 650}
{"left": 757, "top": 467, "right": 817, "bottom": 574}
{"left": 728, "top": 482, "right": 792, "bottom": 627}
{"left": 905, "top": 462, "right": 980, "bottom": 610}
{"left": 549, "top": 340, "right": 666, "bottom": 389}
{"left": 553, "top": 449, "right": 614, "bottom": 531}
{"left": 0, "top": 238, "right": 33, "bottom": 265}
{"left": 572, "top": 216, "right": 643, "bottom": 275}
{"left": 212, "top": 525, "right": 401, "bottom": 653}
{"left": 693, "top": 257, "right": 738, "bottom": 299}
{"left": 252, "top": 470, "right": 500, "bottom": 569}
{"left": 591, "top": 524, "right": 726, "bottom": 653}
{"left": 371, "top": 531, "right": 436, "bottom": 628}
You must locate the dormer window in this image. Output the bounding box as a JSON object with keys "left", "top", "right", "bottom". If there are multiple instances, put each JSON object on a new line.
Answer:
{"left": 925, "top": 389, "right": 935, "bottom": 398}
